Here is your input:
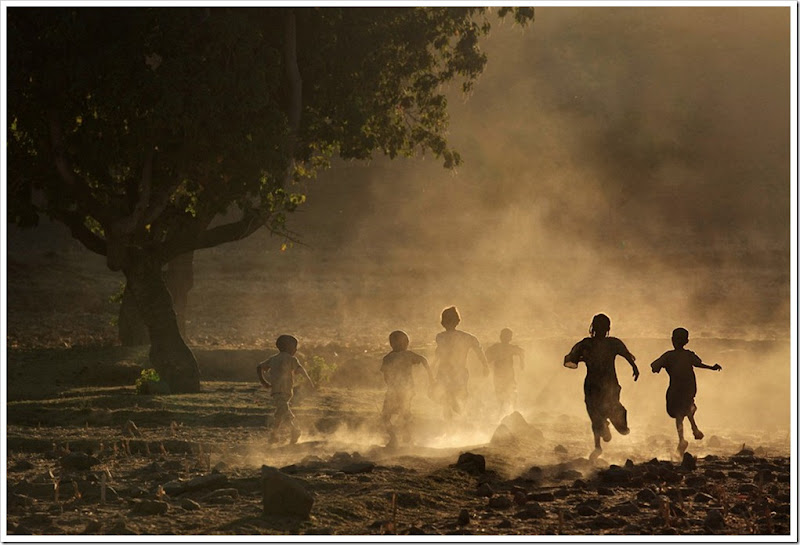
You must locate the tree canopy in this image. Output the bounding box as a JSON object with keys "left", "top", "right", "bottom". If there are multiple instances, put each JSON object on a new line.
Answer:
{"left": 7, "top": 6, "right": 533, "bottom": 392}
{"left": 8, "top": 7, "right": 533, "bottom": 267}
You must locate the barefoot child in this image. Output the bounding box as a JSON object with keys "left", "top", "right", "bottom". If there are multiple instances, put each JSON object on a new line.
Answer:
{"left": 564, "top": 313, "right": 639, "bottom": 460}
{"left": 434, "top": 306, "right": 489, "bottom": 419}
{"left": 485, "top": 328, "right": 525, "bottom": 415}
{"left": 257, "top": 334, "right": 315, "bottom": 444}
{"left": 650, "top": 327, "right": 721, "bottom": 455}
{"left": 380, "top": 330, "right": 433, "bottom": 447}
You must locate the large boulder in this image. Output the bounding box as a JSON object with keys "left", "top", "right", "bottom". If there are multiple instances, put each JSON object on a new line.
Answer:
{"left": 261, "top": 465, "right": 314, "bottom": 518}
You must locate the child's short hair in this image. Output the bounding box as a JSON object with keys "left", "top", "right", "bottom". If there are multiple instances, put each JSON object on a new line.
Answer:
{"left": 500, "top": 328, "right": 513, "bottom": 343}
{"left": 441, "top": 306, "right": 461, "bottom": 328}
{"left": 672, "top": 327, "right": 689, "bottom": 346}
{"left": 590, "top": 314, "right": 611, "bottom": 337}
{"left": 389, "top": 330, "right": 409, "bottom": 351}
{"left": 276, "top": 334, "right": 298, "bottom": 352}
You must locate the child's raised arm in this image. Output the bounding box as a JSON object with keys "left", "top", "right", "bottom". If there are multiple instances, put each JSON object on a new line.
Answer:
{"left": 694, "top": 361, "right": 722, "bottom": 371}
{"left": 297, "top": 363, "right": 317, "bottom": 389}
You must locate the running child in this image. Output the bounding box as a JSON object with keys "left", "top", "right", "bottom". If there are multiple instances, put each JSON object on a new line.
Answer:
{"left": 380, "top": 330, "right": 433, "bottom": 448}
{"left": 564, "top": 313, "right": 639, "bottom": 460}
{"left": 650, "top": 327, "right": 721, "bottom": 455}
{"left": 256, "top": 334, "right": 315, "bottom": 444}
{"left": 485, "top": 328, "right": 525, "bottom": 415}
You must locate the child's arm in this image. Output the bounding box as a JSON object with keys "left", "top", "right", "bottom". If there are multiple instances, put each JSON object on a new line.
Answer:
{"left": 256, "top": 361, "right": 272, "bottom": 390}
{"left": 470, "top": 337, "right": 490, "bottom": 376}
{"left": 563, "top": 341, "right": 582, "bottom": 369}
{"left": 694, "top": 361, "right": 722, "bottom": 371}
{"left": 650, "top": 354, "right": 667, "bottom": 374}
{"left": 616, "top": 340, "right": 639, "bottom": 381}
{"left": 297, "top": 363, "right": 317, "bottom": 389}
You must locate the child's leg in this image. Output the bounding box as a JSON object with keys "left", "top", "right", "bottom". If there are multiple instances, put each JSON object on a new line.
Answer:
{"left": 687, "top": 403, "right": 703, "bottom": 440}
{"left": 676, "top": 416, "right": 689, "bottom": 454}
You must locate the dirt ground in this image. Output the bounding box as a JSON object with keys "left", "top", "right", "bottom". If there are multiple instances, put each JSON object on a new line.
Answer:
{"left": 5, "top": 223, "right": 794, "bottom": 537}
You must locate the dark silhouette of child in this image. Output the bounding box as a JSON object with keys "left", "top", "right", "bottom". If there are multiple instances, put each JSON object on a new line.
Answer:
{"left": 434, "top": 306, "right": 489, "bottom": 419}
{"left": 564, "top": 313, "right": 639, "bottom": 460}
{"left": 485, "top": 328, "right": 525, "bottom": 415}
{"left": 650, "top": 327, "right": 721, "bottom": 455}
{"left": 256, "top": 334, "right": 315, "bottom": 444}
{"left": 380, "top": 330, "right": 433, "bottom": 448}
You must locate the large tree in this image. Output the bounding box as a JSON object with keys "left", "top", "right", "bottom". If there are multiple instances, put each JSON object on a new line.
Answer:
{"left": 7, "top": 7, "right": 533, "bottom": 393}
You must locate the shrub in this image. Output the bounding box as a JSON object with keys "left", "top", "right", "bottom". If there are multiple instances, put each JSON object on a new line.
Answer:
{"left": 135, "top": 368, "right": 162, "bottom": 394}
{"left": 306, "top": 355, "right": 337, "bottom": 386}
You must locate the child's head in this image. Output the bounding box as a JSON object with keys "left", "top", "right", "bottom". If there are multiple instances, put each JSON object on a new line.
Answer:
{"left": 500, "top": 328, "right": 513, "bottom": 343}
{"left": 441, "top": 306, "right": 461, "bottom": 330}
{"left": 671, "top": 327, "right": 689, "bottom": 348}
{"left": 589, "top": 314, "right": 611, "bottom": 338}
{"left": 276, "top": 334, "right": 298, "bottom": 354}
{"left": 389, "top": 330, "right": 409, "bottom": 351}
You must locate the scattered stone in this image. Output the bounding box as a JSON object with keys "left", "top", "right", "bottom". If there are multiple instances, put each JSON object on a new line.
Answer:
{"left": 728, "top": 470, "right": 747, "bottom": 479}
{"left": 704, "top": 508, "right": 726, "bottom": 530}
{"left": 521, "top": 466, "right": 543, "bottom": 482}
{"left": 575, "top": 504, "right": 598, "bottom": 517}
{"left": 513, "top": 490, "right": 527, "bottom": 505}
{"left": 624, "top": 459, "right": 635, "bottom": 468}
{"left": 514, "top": 502, "right": 547, "bottom": 519}
{"left": 390, "top": 491, "right": 422, "bottom": 508}
{"left": 10, "top": 459, "right": 35, "bottom": 472}
{"left": 681, "top": 452, "right": 697, "bottom": 471}
{"left": 201, "top": 488, "right": 239, "bottom": 501}
{"left": 529, "top": 491, "right": 555, "bottom": 502}
{"left": 81, "top": 519, "right": 102, "bottom": 534}
{"left": 476, "top": 483, "right": 494, "bottom": 497}
{"left": 694, "top": 492, "right": 714, "bottom": 503}
{"left": 600, "top": 466, "right": 632, "bottom": 485}
{"left": 212, "top": 461, "right": 229, "bottom": 473}
{"left": 685, "top": 475, "right": 706, "bottom": 488}
{"left": 496, "top": 519, "right": 512, "bottom": 529}
{"left": 122, "top": 420, "right": 142, "bottom": 438}
{"left": 659, "top": 468, "right": 682, "bottom": 484}
{"left": 738, "top": 483, "right": 758, "bottom": 495}
{"left": 590, "top": 515, "right": 625, "bottom": 529}
{"left": 180, "top": 498, "right": 201, "bottom": 511}
{"left": 735, "top": 444, "right": 754, "bottom": 457}
{"left": 162, "top": 473, "right": 228, "bottom": 496}
{"left": 488, "top": 495, "right": 513, "bottom": 509}
{"left": 555, "top": 469, "right": 582, "bottom": 481}
{"left": 597, "top": 487, "right": 614, "bottom": 496}
{"left": 610, "top": 501, "right": 640, "bottom": 516}
{"left": 702, "top": 454, "right": 719, "bottom": 462}
{"left": 60, "top": 452, "right": 99, "bottom": 471}
{"left": 490, "top": 424, "right": 519, "bottom": 446}
{"left": 554, "top": 444, "right": 568, "bottom": 455}
{"left": 129, "top": 499, "right": 169, "bottom": 516}
{"left": 453, "top": 453, "right": 485, "bottom": 475}
{"left": 261, "top": 465, "right": 314, "bottom": 518}
{"left": 500, "top": 411, "right": 543, "bottom": 440}
{"left": 704, "top": 469, "right": 725, "bottom": 480}
{"left": 572, "top": 479, "right": 587, "bottom": 489}
{"left": 457, "top": 509, "right": 470, "bottom": 526}
{"left": 341, "top": 462, "right": 375, "bottom": 474}
{"left": 636, "top": 488, "right": 658, "bottom": 505}
{"left": 108, "top": 516, "right": 138, "bottom": 535}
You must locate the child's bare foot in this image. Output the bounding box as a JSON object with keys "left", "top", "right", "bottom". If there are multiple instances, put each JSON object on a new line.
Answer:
{"left": 692, "top": 428, "right": 704, "bottom": 440}
{"left": 589, "top": 447, "right": 602, "bottom": 461}
{"left": 600, "top": 422, "right": 612, "bottom": 442}
{"left": 290, "top": 428, "right": 301, "bottom": 445}
{"left": 678, "top": 439, "right": 689, "bottom": 454}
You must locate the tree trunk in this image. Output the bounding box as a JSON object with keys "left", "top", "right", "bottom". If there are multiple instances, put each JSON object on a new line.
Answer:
{"left": 119, "top": 282, "right": 149, "bottom": 346}
{"left": 124, "top": 253, "right": 200, "bottom": 393}
{"left": 164, "top": 251, "right": 194, "bottom": 338}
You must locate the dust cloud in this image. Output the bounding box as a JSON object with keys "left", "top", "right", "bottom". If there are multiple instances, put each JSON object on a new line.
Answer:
{"left": 191, "top": 6, "right": 791, "bottom": 466}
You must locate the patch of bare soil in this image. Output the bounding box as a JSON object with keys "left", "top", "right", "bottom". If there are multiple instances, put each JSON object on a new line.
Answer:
{"left": 5, "top": 367, "right": 792, "bottom": 536}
